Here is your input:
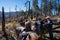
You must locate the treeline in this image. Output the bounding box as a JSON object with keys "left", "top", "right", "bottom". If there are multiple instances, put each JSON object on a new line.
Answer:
{"left": 22, "top": 0, "right": 60, "bottom": 17}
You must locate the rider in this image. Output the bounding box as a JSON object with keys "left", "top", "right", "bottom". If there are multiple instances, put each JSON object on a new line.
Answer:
{"left": 35, "top": 17, "right": 41, "bottom": 35}
{"left": 25, "top": 21, "right": 32, "bottom": 32}
{"left": 16, "top": 19, "right": 25, "bottom": 38}
{"left": 45, "top": 16, "right": 53, "bottom": 40}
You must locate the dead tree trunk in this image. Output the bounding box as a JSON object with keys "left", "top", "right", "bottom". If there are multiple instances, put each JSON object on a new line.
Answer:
{"left": 2, "top": 7, "right": 9, "bottom": 40}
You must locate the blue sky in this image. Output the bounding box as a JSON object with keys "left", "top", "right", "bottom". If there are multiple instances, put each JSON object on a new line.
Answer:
{"left": 0, "top": 0, "right": 28, "bottom": 12}
{"left": 0, "top": 0, "right": 41, "bottom": 12}
{"left": 0, "top": 0, "right": 59, "bottom": 12}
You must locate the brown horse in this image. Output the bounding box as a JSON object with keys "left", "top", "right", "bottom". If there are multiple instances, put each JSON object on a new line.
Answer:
{"left": 26, "top": 32, "right": 41, "bottom": 40}
{"left": 24, "top": 20, "right": 41, "bottom": 40}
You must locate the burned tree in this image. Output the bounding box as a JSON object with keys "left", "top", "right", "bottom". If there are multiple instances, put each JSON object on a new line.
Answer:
{"left": 41, "top": 0, "right": 55, "bottom": 16}
{"left": 33, "top": 0, "right": 38, "bottom": 16}
{"left": 2, "top": 7, "right": 9, "bottom": 40}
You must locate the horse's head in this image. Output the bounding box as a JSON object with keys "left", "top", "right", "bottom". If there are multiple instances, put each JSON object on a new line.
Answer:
{"left": 28, "top": 32, "right": 41, "bottom": 40}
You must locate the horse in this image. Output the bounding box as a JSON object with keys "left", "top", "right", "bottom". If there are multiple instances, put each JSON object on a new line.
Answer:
{"left": 27, "top": 32, "right": 41, "bottom": 40}
{"left": 19, "top": 31, "right": 40, "bottom": 40}
{"left": 25, "top": 21, "right": 41, "bottom": 40}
